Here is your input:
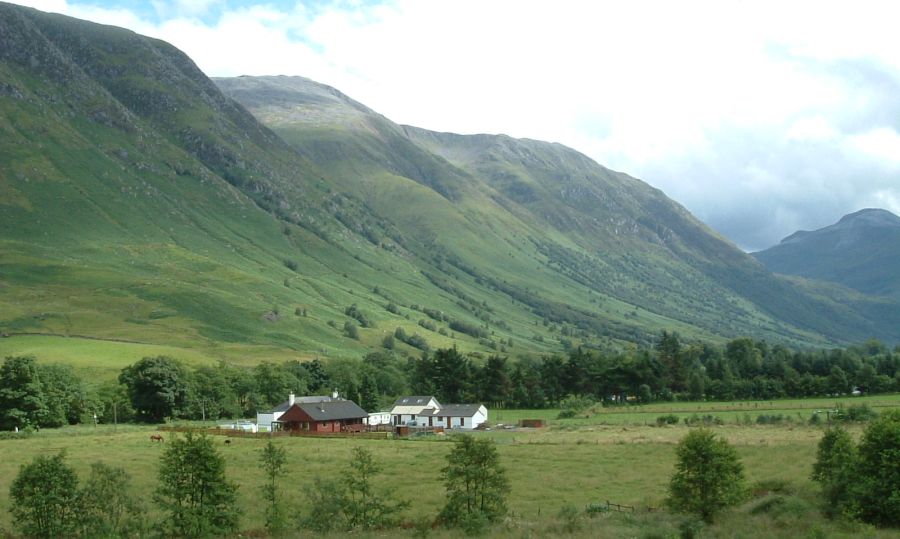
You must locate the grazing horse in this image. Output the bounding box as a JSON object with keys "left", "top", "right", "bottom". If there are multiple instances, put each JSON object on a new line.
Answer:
{"left": 150, "top": 434, "right": 164, "bottom": 443}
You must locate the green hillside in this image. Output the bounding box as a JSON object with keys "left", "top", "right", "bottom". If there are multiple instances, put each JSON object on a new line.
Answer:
{"left": 216, "top": 76, "right": 900, "bottom": 346}
{"left": 0, "top": 4, "right": 898, "bottom": 378}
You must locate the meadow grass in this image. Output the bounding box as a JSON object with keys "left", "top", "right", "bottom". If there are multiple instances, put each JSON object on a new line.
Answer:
{"left": 2, "top": 401, "right": 898, "bottom": 537}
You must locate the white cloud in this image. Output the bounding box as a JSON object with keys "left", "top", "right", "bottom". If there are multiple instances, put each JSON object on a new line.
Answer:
{"left": 6, "top": 0, "right": 900, "bottom": 250}
{"left": 849, "top": 128, "right": 900, "bottom": 165}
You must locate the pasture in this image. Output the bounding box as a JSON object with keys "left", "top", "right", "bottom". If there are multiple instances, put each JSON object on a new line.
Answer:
{"left": 1, "top": 397, "right": 899, "bottom": 537}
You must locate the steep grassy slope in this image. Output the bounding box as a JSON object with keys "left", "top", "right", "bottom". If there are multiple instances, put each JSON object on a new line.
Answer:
{"left": 754, "top": 208, "right": 900, "bottom": 298}
{"left": 217, "top": 76, "right": 900, "bottom": 346}
{"left": 0, "top": 4, "right": 500, "bottom": 369}
{"left": 1, "top": 3, "right": 898, "bottom": 378}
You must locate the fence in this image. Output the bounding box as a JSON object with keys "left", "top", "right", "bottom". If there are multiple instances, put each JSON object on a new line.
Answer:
{"left": 159, "top": 426, "right": 393, "bottom": 440}
{"left": 585, "top": 500, "right": 659, "bottom": 514}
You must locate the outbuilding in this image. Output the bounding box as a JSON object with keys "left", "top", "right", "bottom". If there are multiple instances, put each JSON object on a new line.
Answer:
{"left": 416, "top": 404, "right": 488, "bottom": 430}
{"left": 390, "top": 396, "right": 441, "bottom": 426}
{"left": 275, "top": 400, "right": 368, "bottom": 433}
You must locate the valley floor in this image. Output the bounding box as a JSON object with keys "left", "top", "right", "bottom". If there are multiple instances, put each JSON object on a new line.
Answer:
{"left": 2, "top": 397, "right": 900, "bottom": 537}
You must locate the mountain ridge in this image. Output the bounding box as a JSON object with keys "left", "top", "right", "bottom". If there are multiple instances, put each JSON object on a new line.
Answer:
{"left": 2, "top": 3, "right": 899, "bottom": 373}
{"left": 753, "top": 208, "right": 900, "bottom": 298}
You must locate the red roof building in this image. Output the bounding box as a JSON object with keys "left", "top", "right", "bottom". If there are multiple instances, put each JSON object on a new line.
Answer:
{"left": 275, "top": 400, "right": 367, "bottom": 433}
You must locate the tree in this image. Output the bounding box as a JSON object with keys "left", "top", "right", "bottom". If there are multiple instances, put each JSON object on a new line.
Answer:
{"left": 301, "top": 447, "right": 407, "bottom": 532}
{"left": 187, "top": 364, "right": 240, "bottom": 420}
{"left": 10, "top": 452, "right": 80, "bottom": 538}
{"left": 119, "top": 356, "right": 189, "bottom": 422}
{"left": 359, "top": 374, "right": 379, "bottom": 413}
{"left": 811, "top": 426, "right": 858, "bottom": 518}
{"left": 155, "top": 432, "right": 239, "bottom": 537}
{"left": 344, "top": 320, "right": 360, "bottom": 340}
{"left": 38, "top": 363, "right": 87, "bottom": 426}
{"left": 0, "top": 355, "right": 49, "bottom": 430}
{"left": 440, "top": 435, "right": 510, "bottom": 530}
{"left": 668, "top": 429, "right": 746, "bottom": 522}
{"left": 343, "top": 446, "right": 408, "bottom": 529}
{"left": 260, "top": 440, "right": 287, "bottom": 533}
{"left": 853, "top": 409, "right": 900, "bottom": 526}
{"left": 79, "top": 462, "right": 143, "bottom": 538}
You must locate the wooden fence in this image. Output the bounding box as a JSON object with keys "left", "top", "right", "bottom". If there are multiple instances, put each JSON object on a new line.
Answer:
{"left": 159, "top": 426, "right": 392, "bottom": 440}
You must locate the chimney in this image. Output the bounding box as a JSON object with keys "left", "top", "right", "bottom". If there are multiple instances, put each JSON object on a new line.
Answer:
{"left": 289, "top": 393, "right": 295, "bottom": 406}
{"left": 332, "top": 389, "right": 339, "bottom": 399}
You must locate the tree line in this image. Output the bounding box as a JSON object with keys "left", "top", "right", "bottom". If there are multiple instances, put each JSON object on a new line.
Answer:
{"left": 2, "top": 334, "right": 899, "bottom": 430}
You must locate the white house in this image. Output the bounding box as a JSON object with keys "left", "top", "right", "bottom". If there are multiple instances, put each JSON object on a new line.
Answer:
{"left": 256, "top": 393, "right": 337, "bottom": 432}
{"left": 365, "top": 411, "right": 392, "bottom": 426}
{"left": 390, "top": 396, "right": 441, "bottom": 426}
{"left": 415, "top": 404, "right": 488, "bottom": 430}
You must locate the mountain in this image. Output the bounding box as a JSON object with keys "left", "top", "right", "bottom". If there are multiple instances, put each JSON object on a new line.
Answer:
{"left": 753, "top": 208, "right": 900, "bottom": 298}
{"left": 214, "top": 75, "right": 900, "bottom": 345}
{"left": 1, "top": 3, "right": 898, "bottom": 376}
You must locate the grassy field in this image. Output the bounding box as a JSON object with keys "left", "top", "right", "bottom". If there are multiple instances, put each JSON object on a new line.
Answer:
{"left": 1, "top": 397, "right": 899, "bottom": 537}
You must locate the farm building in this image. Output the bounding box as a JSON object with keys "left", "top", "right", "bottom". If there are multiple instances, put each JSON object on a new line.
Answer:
{"left": 390, "top": 396, "right": 441, "bottom": 426}
{"left": 416, "top": 404, "right": 488, "bottom": 430}
{"left": 256, "top": 393, "right": 337, "bottom": 432}
{"left": 391, "top": 396, "right": 488, "bottom": 430}
{"left": 365, "top": 411, "right": 391, "bottom": 426}
{"left": 274, "top": 400, "right": 368, "bottom": 433}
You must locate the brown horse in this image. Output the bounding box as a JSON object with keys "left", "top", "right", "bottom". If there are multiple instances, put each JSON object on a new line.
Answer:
{"left": 150, "top": 434, "right": 164, "bottom": 443}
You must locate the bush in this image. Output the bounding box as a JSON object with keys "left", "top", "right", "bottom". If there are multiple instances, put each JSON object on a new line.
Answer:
{"left": 344, "top": 304, "right": 374, "bottom": 328}
{"left": 668, "top": 429, "right": 746, "bottom": 522}
{"left": 283, "top": 259, "right": 298, "bottom": 272}
{"left": 683, "top": 414, "right": 723, "bottom": 426}
{"left": 344, "top": 321, "right": 360, "bottom": 340}
{"left": 79, "top": 462, "right": 143, "bottom": 538}
{"left": 10, "top": 452, "right": 80, "bottom": 538}
{"left": 155, "top": 432, "right": 239, "bottom": 537}
{"left": 440, "top": 436, "right": 509, "bottom": 529}
{"left": 418, "top": 319, "right": 437, "bottom": 332}
{"left": 449, "top": 319, "right": 489, "bottom": 339}
{"left": 657, "top": 414, "right": 680, "bottom": 426}
{"left": 852, "top": 410, "right": 900, "bottom": 526}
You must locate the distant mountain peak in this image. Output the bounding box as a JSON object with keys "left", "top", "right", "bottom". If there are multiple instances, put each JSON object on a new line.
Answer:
{"left": 836, "top": 208, "right": 900, "bottom": 227}
{"left": 754, "top": 208, "right": 900, "bottom": 298}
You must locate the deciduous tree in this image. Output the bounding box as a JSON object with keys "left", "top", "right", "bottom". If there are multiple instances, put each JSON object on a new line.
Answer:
{"left": 440, "top": 435, "right": 509, "bottom": 531}
{"left": 668, "top": 429, "right": 746, "bottom": 522}
{"left": 119, "top": 356, "right": 189, "bottom": 422}
{"left": 10, "top": 452, "right": 80, "bottom": 538}
{"left": 155, "top": 432, "right": 239, "bottom": 537}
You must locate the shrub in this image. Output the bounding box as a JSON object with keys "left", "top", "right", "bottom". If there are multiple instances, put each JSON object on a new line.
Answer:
{"left": 683, "top": 414, "right": 723, "bottom": 426}
{"left": 283, "top": 259, "right": 298, "bottom": 272}
{"left": 657, "top": 414, "right": 680, "bottom": 426}
{"left": 344, "top": 321, "right": 360, "bottom": 340}
{"left": 418, "top": 319, "right": 437, "bottom": 332}
{"left": 811, "top": 426, "right": 857, "bottom": 518}
{"left": 344, "top": 304, "right": 374, "bottom": 328}
{"left": 440, "top": 436, "right": 509, "bottom": 529}
{"left": 668, "top": 429, "right": 746, "bottom": 522}
{"left": 10, "top": 452, "right": 80, "bottom": 538}
{"left": 154, "top": 432, "right": 239, "bottom": 537}
{"left": 852, "top": 410, "right": 900, "bottom": 526}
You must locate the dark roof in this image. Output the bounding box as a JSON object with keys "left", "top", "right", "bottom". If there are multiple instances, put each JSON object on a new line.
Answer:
{"left": 392, "top": 396, "right": 438, "bottom": 406}
{"left": 267, "top": 395, "right": 334, "bottom": 413}
{"left": 429, "top": 404, "right": 484, "bottom": 418}
{"left": 278, "top": 400, "right": 368, "bottom": 422}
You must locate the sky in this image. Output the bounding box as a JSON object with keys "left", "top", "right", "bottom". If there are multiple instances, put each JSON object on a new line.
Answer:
{"left": 10, "top": 0, "right": 900, "bottom": 251}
